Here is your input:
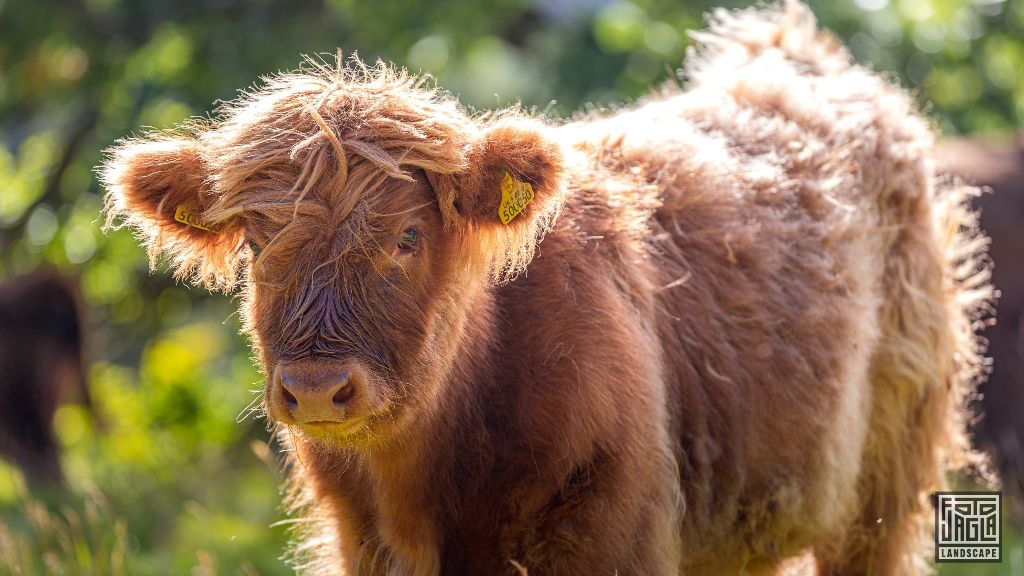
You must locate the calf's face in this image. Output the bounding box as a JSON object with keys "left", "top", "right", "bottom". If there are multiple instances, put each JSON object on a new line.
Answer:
{"left": 247, "top": 171, "right": 460, "bottom": 445}
{"left": 101, "top": 72, "right": 563, "bottom": 448}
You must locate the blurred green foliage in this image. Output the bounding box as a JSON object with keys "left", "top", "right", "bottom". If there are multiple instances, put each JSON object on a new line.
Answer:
{"left": 0, "top": 0, "right": 1020, "bottom": 573}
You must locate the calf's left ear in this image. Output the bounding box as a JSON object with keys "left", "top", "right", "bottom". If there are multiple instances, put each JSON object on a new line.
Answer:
{"left": 429, "top": 117, "right": 565, "bottom": 231}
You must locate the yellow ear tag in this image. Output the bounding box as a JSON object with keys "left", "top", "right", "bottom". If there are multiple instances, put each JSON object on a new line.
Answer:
{"left": 498, "top": 171, "right": 535, "bottom": 225}
{"left": 173, "top": 205, "right": 216, "bottom": 232}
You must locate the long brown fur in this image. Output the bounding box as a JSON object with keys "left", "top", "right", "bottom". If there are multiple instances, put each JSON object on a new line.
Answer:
{"left": 100, "top": 2, "right": 991, "bottom": 574}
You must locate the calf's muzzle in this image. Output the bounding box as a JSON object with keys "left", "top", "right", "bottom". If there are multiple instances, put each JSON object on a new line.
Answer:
{"left": 269, "top": 360, "right": 367, "bottom": 424}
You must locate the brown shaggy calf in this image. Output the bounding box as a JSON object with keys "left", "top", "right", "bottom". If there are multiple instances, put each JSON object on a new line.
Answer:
{"left": 101, "top": 3, "right": 990, "bottom": 574}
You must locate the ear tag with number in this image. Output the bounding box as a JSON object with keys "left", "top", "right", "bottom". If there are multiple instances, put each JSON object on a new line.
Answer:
{"left": 174, "top": 205, "right": 216, "bottom": 232}
{"left": 498, "top": 171, "right": 535, "bottom": 225}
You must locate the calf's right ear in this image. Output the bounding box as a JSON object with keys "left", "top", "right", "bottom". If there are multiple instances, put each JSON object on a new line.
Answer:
{"left": 101, "top": 137, "right": 244, "bottom": 289}
{"left": 430, "top": 118, "right": 565, "bottom": 230}
{"left": 425, "top": 118, "right": 567, "bottom": 282}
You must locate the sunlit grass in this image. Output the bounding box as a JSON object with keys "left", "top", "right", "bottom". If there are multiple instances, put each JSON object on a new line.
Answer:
{"left": 3, "top": 443, "right": 1023, "bottom": 575}
{"left": 0, "top": 318, "right": 290, "bottom": 575}
{"left": 0, "top": 470, "right": 127, "bottom": 576}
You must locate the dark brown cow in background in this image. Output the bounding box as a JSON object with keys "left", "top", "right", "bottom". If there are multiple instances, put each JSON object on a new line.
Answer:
{"left": 938, "top": 135, "right": 1024, "bottom": 512}
{"left": 0, "top": 271, "right": 88, "bottom": 486}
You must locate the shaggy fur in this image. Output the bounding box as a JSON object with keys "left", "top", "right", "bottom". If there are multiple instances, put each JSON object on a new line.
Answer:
{"left": 101, "top": 2, "right": 991, "bottom": 574}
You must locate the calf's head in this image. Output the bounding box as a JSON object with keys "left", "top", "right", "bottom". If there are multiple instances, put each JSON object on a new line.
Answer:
{"left": 101, "top": 63, "right": 564, "bottom": 447}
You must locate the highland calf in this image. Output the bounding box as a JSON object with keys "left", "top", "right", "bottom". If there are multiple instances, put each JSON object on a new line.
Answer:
{"left": 101, "top": 3, "right": 991, "bottom": 574}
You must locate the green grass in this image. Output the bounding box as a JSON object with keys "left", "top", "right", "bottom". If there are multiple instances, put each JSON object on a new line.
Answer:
{"left": 2, "top": 455, "right": 1022, "bottom": 574}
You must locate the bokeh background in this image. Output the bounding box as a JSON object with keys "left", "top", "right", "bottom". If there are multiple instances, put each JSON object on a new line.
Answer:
{"left": 0, "top": 0, "right": 1022, "bottom": 573}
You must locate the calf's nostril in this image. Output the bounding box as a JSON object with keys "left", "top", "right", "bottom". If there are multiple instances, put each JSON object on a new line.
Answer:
{"left": 332, "top": 383, "right": 355, "bottom": 407}
{"left": 281, "top": 386, "right": 298, "bottom": 410}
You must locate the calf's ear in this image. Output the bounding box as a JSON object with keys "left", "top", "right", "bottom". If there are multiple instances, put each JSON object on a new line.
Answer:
{"left": 430, "top": 117, "right": 565, "bottom": 230}
{"left": 101, "top": 137, "right": 244, "bottom": 289}
{"left": 426, "top": 117, "right": 565, "bottom": 281}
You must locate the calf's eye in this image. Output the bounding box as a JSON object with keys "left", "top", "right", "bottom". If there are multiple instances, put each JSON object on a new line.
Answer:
{"left": 397, "top": 228, "right": 420, "bottom": 254}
